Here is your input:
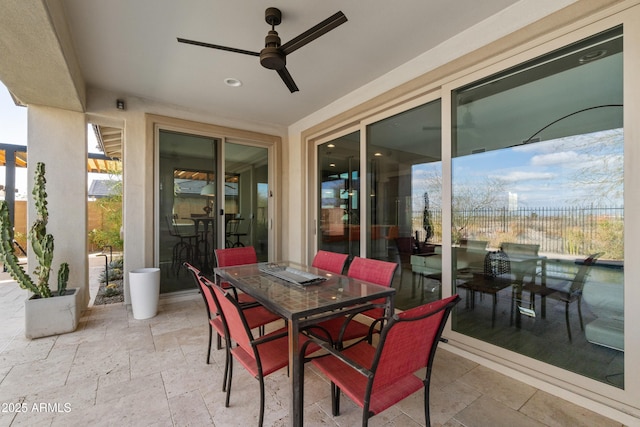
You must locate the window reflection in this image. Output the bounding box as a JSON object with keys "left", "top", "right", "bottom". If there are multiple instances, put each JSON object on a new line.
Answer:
{"left": 318, "top": 132, "right": 361, "bottom": 259}
{"left": 365, "top": 100, "right": 443, "bottom": 307}
{"left": 451, "top": 27, "right": 624, "bottom": 388}
{"left": 159, "top": 131, "right": 218, "bottom": 292}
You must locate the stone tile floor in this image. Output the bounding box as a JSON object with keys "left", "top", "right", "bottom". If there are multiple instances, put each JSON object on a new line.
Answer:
{"left": 0, "top": 257, "right": 625, "bottom": 426}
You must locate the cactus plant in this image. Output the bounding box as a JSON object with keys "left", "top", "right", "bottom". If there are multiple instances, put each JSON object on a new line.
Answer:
{"left": 0, "top": 162, "right": 69, "bottom": 298}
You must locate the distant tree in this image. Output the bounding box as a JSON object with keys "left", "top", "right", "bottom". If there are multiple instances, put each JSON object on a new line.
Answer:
{"left": 451, "top": 176, "right": 507, "bottom": 243}
{"left": 412, "top": 166, "right": 507, "bottom": 243}
{"left": 566, "top": 128, "right": 623, "bottom": 205}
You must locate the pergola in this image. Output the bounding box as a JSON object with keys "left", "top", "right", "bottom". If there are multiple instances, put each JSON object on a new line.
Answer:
{"left": 0, "top": 140, "right": 121, "bottom": 224}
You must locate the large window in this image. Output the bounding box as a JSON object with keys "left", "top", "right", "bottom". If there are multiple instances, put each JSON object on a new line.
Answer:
{"left": 317, "top": 131, "right": 361, "bottom": 260}
{"left": 451, "top": 27, "right": 624, "bottom": 387}
{"left": 364, "top": 100, "right": 443, "bottom": 309}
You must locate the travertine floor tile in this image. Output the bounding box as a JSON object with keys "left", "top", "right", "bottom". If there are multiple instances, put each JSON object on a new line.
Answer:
{"left": 167, "top": 389, "right": 213, "bottom": 426}
{"left": 0, "top": 345, "right": 77, "bottom": 401}
{"left": 458, "top": 364, "right": 537, "bottom": 410}
{"left": 520, "top": 390, "right": 623, "bottom": 427}
{"left": 129, "top": 347, "right": 186, "bottom": 378}
{"left": 0, "top": 275, "right": 630, "bottom": 427}
{"left": 454, "top": 395, "right": 545, "bottom": 427}
{"left": 96, "top": 372, "right": 165, "bottom": 404}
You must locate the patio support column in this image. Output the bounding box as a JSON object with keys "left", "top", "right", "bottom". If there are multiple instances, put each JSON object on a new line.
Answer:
{"left": 27, "top": 106, "right": 89, "bottom": 309}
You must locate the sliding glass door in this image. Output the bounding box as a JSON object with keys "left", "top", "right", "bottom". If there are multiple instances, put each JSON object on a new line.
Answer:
{"left": 317, "top": 131, "right": 361, "bottom": 261}
{"left": 223, "top": 142, "right": 270, "bottom": 262}
{"left": 365, "top": 100, "right": 442, "bottom": 307}
{"left": 158, "top": 130, "right": 218, "bottom": 293}
{"left": 450, "top": 27, "right": 624, "bottom": 387}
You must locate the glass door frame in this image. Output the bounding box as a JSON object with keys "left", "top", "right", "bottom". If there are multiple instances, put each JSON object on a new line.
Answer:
{"left": 309, "top": 125, "right": 360, "bottom": 263}
{"left": 439, "top": 15, "right": 632, "bottom": 406}
{"left": 219, "top": 137, "right": 276, "bottom": 260}
{"left": 309, "top": 92, "right": 444, "bottom": 264}
{"left": 153, "top": 118, "right": 280, "bottom": 271}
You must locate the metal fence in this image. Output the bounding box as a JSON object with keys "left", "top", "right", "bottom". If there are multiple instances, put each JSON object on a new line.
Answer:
{"left": 413, "top": 206, "right": 624, "bottom": 259}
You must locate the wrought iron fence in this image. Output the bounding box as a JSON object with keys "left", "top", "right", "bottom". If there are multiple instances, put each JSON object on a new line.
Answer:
{"left": 413, "top": 206, "right": 623, "bottom": 259}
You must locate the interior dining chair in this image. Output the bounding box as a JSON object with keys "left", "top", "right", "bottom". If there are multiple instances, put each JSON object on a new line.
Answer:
{"left": 309, "top": 257, "right": 398, "bottom": 347}
{"left": 208, "top": 277, "right": 320, "bottom": 427}
{"left": 522, "top": 252, "right": 603, "bottom": 341}
{"left": 300, "top": 294, "right": 460, "bottom": 427}
{"left": 311, "top": 250, "right": 349, "bottom": 275}
{"left": 166, "top": 214, "right": 198, "bottom": 276}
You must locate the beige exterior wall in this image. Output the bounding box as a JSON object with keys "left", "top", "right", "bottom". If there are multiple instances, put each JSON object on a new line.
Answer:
{"left": 27, "top": 106, "right": 88, "bottom": 308}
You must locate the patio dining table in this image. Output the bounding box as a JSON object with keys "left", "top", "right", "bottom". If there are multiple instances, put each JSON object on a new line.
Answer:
{"left": 214, "top": 260, "right": 396, "bottom": 427}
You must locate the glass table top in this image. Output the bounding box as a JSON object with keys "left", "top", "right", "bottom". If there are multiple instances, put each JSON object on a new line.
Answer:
{"left": 214, "top": 261, "right": 396, "bottom": 320}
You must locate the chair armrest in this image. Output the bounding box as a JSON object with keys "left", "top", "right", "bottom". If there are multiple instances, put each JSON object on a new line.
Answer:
{"left": 302, "top": 324, "right": 335, "bottom": 347}
{"left": 337, "top": 305, "right": 388, "bottom": 345}
{"left": 300, "top": 335, "right": 374, "bottom": 379}
{"left": 340, "top": 315, "right": 387, "bottom": 350}
{"left": 252, "top": 329, "right": 288, "bottom": 346}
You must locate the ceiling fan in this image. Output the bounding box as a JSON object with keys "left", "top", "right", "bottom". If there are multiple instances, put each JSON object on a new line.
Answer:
{"left": 177, "top": 7, "right": 347, "bottom": 93}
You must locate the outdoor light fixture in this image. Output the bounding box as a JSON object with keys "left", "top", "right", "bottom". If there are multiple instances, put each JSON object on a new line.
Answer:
{"left": 200, "top": 183, "right": 216, "bottom": 196}
{"left": 116, "top": 99, "right": 125, "bottom": 110}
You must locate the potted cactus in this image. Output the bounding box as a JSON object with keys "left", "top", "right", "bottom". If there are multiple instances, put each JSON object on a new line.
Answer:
{"left": 0, "top": 162, "right": 80, "bottom": 338}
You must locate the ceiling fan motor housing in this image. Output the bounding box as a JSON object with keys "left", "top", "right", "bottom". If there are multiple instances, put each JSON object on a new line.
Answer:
{"left": 260, "top": 47, "right": 286, "bottom": 70}
{"left": 260, "top": 30, "right": 285, "bottom": 69}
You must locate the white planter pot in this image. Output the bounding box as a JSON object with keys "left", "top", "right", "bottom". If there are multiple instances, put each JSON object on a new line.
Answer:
{"left": 129, "top": 268, "right": 160, "bottom": 320}
{"left": 25, "top": 288, "right": 81, "bottom": 339}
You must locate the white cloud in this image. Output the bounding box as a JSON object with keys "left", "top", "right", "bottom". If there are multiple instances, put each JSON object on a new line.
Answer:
{"left": 530, "top": 151, "right": 582, "bottom": 166}
{"left": 497, "top": 171, "right": 556, "bottom": 182}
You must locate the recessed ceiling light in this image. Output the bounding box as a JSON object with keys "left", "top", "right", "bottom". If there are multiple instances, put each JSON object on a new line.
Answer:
{"left": 374, "top": 152, "right": 383, "bottom": 157}
{"left": 224, "top": 78, "right": 242, "bottom": 87}
{"left": 329, "top": 163, "right": 336, "bottom": 167}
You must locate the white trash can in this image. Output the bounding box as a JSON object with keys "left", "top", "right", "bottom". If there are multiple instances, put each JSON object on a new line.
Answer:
{"left": 129, "top": 268, "right": 161, "bottom": 320}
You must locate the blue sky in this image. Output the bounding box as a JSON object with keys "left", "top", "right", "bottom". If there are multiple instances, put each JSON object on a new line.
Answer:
{"left": 0, "top": 81, "right": 108, "bottom": 198}
{"left": 413, "top": 128, "right": 623, "bottom": 210}
{"left": 0, "top": 84, "right": 27, "bottom": 146}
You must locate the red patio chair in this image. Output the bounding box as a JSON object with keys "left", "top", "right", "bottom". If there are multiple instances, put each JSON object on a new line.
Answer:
{"left": 186, "top": 263, "right": 281, "bottom": 391}
{"left": 214, "top": 246, "right": 260, "bottom": 305}
{"left": 311, "top": 250, "right": 349, "bottom": 275}
{"left": 199, "top": 274, "right": 283, "bottom": 392}
{"left": 208, "top": 277, "right": 320, "bottom": 427}
{"left": 310, "top": 257, "right": 398, "bottom": 346}
{"left": 184, "top": 262, "right": 227, "bottom": 361}
{"left": 301, "top": 294, "right": 460, "bottom": 427}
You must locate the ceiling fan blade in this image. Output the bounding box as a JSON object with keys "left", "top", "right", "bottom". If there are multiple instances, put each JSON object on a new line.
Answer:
{"left": 177, "top": 37, "right": 260, "bottom": 57}
{"left": 277, "top": 67, "right": 299, "bottom": 93}
{"left": 280, "top": 11, "right": 347, "bottom": 55}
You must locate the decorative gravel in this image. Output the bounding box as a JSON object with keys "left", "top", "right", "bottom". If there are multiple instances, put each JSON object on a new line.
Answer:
{"left": 93, "top": 279, "right": 124, "bottom": 305}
